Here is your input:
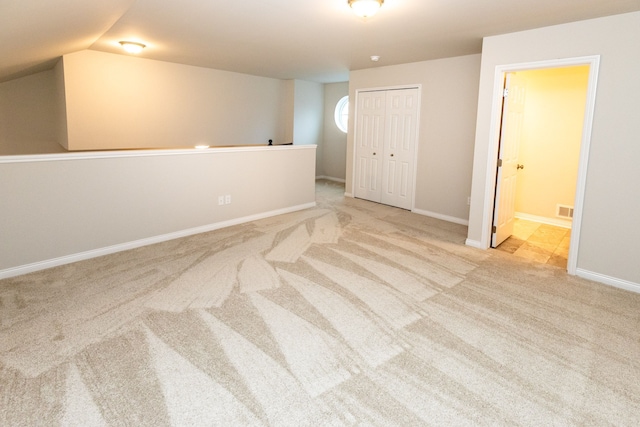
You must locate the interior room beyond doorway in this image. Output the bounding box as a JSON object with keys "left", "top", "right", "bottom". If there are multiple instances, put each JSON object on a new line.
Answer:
{"left": 495, "top": 218, "right": 570, "bottom": 268}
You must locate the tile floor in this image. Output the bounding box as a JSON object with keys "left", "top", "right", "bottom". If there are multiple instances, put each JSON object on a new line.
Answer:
{"left": 494, "top": 218, "right": 571, "bottom": 269}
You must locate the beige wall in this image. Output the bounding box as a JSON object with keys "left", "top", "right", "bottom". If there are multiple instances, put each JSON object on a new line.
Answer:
{"left": 60, "top": 50, "right": 291, "bottom": 150}
{"left": 0, "top": 146, "right": 316, "bottom": 277}
{"left": 291, "top": 80, "right": 324, "bottom": 174}
{"left": 283, "top": 80, "right": 295, "bottom": 144}
{"left": 515, "top": 66, "right": 589, "bottom": 223}
{"left": 322, "top": 82, "right": 348, "bottom": 181}
{"left": 54, "top": 59, "right": 69, "bottom": 150}
{"left": 348, "top": 54, "right": 481, "bottom": 223}
{"left": 468, "top": 11, "right": 640, "bottom": 285}
{"left": 0, "top": 70, "right": 65, "bottom": 155}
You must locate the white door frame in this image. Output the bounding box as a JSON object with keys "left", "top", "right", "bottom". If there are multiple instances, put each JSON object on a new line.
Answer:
{"left": 480, "top": 56, "right": 600, "bottom": 275}
{"left": 352, "top": 84, "right": 422, "bottom": 210}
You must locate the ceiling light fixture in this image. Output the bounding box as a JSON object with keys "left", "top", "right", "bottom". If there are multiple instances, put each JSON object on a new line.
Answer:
{"left": 348, "top": 0, "right": 384, "bottom": 18}
{"left": 119, "top": 41, "right": 146, "bottom": 54}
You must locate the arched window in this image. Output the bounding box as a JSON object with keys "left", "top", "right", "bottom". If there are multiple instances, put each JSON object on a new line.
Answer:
{"left": 334, "top": 96, "right": 349, "bottom": 133}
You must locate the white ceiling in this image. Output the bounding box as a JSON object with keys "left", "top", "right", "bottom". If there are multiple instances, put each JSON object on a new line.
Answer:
{"left": 2, "top": 0, "right": 640, "bottom": 83}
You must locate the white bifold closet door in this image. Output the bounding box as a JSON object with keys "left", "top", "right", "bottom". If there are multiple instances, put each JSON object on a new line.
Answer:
{"left": 354, "top": 88, "right": 419, "bottom": 210}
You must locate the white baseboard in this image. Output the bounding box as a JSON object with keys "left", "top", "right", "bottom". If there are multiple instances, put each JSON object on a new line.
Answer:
{"left": 0, "top": 202, "right": 316, "bottom": 280}
{"left": 315, "top": 176, "right": 346, "bottom": 183}
{"left": 465, "top": 239, "right": 486, "bottom": 250}
{"left": 344, "top": 192, "right": 354, "bottom": 198}
{"left": 576, "top": 268, "right": 640, "bottom": 294}
{"left": 412, "top": 208, "right": 469, "bottom": 226}
{"left": 515, "top": 212, "right": 572, "bottom": 229}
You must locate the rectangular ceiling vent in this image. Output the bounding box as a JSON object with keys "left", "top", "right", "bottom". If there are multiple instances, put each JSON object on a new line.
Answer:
{"left": 556, "top": 204, "right": 574, "bottom": 219}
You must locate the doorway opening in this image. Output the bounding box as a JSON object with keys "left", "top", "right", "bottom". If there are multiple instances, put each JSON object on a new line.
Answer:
{"left": 485, "top": 56, "right": 600, "bottom": 274}
{"left": 491, "top": 66, "right": 590, "bottom": 269}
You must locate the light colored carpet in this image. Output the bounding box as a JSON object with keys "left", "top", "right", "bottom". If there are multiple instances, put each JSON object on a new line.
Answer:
{"left": 1, "top": 180, "right": 639, "bottom": 426}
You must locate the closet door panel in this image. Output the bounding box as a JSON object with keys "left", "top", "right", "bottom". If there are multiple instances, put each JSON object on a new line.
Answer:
{"left": 381, "top": 88, "right": 419, "bottom": 209}
{"left": 354, "top": 91, "right": 386, "bottom": 202}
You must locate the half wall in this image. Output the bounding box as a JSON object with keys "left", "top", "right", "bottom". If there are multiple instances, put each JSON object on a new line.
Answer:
{"left": 0, "top": 145, "right": 316, "bottom": 278}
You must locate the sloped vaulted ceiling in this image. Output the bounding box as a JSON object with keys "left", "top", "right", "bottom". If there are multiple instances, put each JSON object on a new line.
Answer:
{"left": 2, "top": 0, "right": 640, "bottom": 84}
{"left": 0, "top": 0, "right": 135, "bottom": 81}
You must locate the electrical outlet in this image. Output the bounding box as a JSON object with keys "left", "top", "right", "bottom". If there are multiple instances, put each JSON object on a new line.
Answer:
{"left": 225, "top": 195, "right": 231, "bottom": 204}
{"left": 467, "top": 196, "right": 471, "bottom": 206}
{"left": 218, "top": 196, "right": 224, "bottom": 206}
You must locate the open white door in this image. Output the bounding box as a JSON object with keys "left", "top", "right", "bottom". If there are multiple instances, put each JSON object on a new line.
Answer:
{"left": 492, "top": 73, "right": 527, "bottom": 247}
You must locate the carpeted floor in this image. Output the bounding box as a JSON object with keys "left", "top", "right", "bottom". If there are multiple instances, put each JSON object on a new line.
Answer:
{"left": 1, "top": 179, "right": 639, "bottom": 426}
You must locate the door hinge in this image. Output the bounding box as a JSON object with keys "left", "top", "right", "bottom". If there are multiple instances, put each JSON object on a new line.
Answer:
{"left": 503, "top": 88, "right": 509, "bottom": 98}
{"left": 497, "top": 159, "right": 503, "bottom": 167}
{"left": 492, "top": 226, "right": 497, "bottom": 233}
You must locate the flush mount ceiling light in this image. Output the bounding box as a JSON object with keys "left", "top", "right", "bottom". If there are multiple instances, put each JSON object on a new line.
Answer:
{"left": 348, "top": 0, "right": 384, "bottom": 18}
{"left": 119, "top": 41, "right": 146, "bottom": 54}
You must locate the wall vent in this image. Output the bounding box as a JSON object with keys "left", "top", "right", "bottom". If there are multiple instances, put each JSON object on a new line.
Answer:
{"left": 556, "top": 204, "right": 574, "bottom": 219}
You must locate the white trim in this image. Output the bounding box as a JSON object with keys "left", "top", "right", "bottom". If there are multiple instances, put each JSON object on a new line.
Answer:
{"left": 412, "top": 209, "right": 469, "bottom": 226}
{"left": 515, "top": 212, "right": 572, "bottom": 229}
{"left": 411, "top": 90, "right": 422, "bottom": 211}
{"left": 357, "top": 84, "right": 421, "bottom": 93}
{"left": 0, "top": 144, "right": 316, "bottom": 164}
{"left": 478, "top": 55, "right": 600, "bottom": 276}
{"left": 0, "top": 202, "right": 316, "bottom": 280}
{"left": 344, "top": 192, "right": 354, "bottom": 198}
{"left": 567, "top": 57, "right": 600, "bottom": 274}
{"left": 465, "top": 239, "right": 485, "bottom": 249}
{"left": 315, "top": 176, "right": 346, "bottom": 183}
{"left": 334, "top": 95, "right": 349, "bottom": 133}
{"left": 576, "top": 269, "right": 640, "bottom": 294}
{"left": 351, "top": 84, "right": 422, "bottom": 211}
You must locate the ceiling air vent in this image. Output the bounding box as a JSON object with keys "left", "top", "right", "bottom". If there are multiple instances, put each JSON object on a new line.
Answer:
{"left": 557, "top": 204, "right": 574, "bottom": 219}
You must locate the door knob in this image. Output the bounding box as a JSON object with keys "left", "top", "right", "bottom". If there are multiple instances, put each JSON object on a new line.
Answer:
{"left": 517, "top": 164, "right": 524, "bottom": 170}
{"left": 390, "top": 153, "right": 394, "bottom": 157}
{"left": 373, "top": 152, "right": 376, "bottom": 155}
